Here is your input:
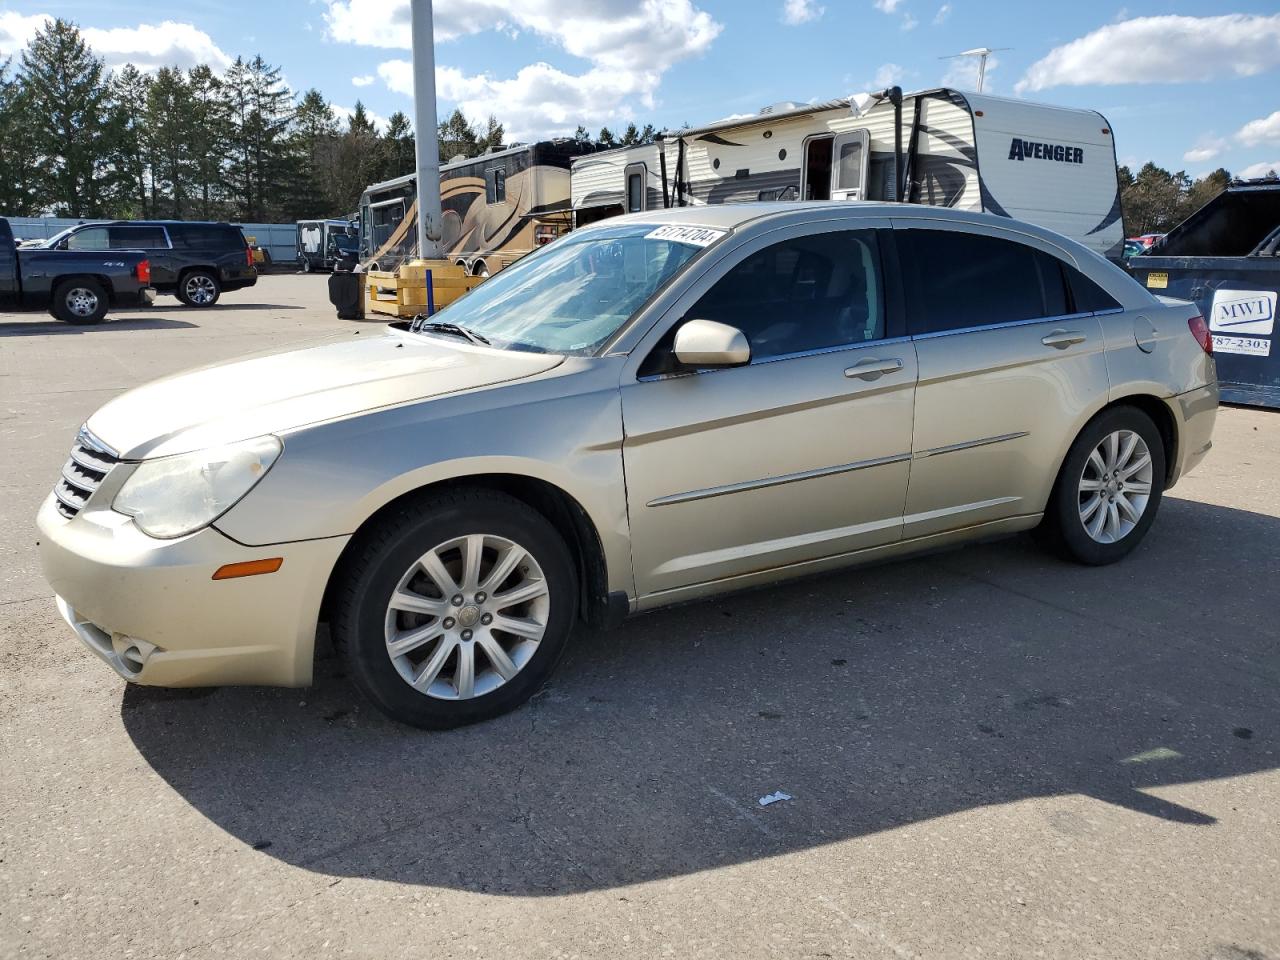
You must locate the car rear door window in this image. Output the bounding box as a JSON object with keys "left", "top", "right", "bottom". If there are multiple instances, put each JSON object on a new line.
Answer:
{"left": 1065, "top": 265, "right": 1122, "bottom": 312}
{"left": 687, "top": 230, "right": 886, "bottom": 361}
{"left": 903, "top": 229, "right": 1072, "bottom": 334}
{"left": 107, "top": 226, "right": 167, "bottom": 249}
{"left": 171, "top": 224, "right": 240, "bottom": 249}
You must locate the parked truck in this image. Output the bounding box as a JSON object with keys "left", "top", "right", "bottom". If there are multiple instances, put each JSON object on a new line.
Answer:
{"left": 0, "top": 217, "right": 155, "bottom": 324}
{"left": 297, "top": 219, "right": 359, "bottom": 272}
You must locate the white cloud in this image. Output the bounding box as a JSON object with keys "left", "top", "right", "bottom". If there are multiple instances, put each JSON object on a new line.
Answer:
{"left": 1183, "top": 136, "right": 1226, "bottom": 163}
{"left": 331, "top": 103, "right": 388, "bottom": 132}
{"left": 943, "top": 53, "right": 998, "bottom": 90}
{"left": 932, "top": 3, "right": 951, "bottom": 25}
{"left": 1237, "top": 110, "right": 1280, "bottom": 147}
{"left": 0, "top": 10, "right": 50, "bottom": 57}
{"left": 873, "top": 63, "right": 904, "bottom": 88}
{"left": 901, "top": 13, "right": 918, "bottom": 30}
{"left": 1017, "top": 14, "right": 1280, "bottom": 93}
{"left": 78, "top": 21, "right": 233, "bottom": 72}
{"left": 873, "top": 0, "right": 904, "bottom": 11}
{"left": 352, "top": 73, "right": 375, "bottom": 87}
{"left": 1237, "top": 160, "right": 1280, "bottom": 179}
{"left": 352, "top": 0, "right": 722, "bottom": 141}
{"left": 781, "top": 0, "right": 824, "bottom": 25}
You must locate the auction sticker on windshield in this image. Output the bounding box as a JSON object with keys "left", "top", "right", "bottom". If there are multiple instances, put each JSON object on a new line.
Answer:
{"left": 645, "top": 225, "right": 727, "bottom": 247}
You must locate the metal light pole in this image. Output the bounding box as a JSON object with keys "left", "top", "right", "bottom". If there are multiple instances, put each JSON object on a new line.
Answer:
{"left": 410, "top": 0, "right": 444, "bottom": 260}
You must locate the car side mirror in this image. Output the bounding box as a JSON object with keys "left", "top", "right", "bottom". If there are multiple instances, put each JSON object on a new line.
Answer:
{"left": 673, "top": 318, "right": 751, "bottom": 368}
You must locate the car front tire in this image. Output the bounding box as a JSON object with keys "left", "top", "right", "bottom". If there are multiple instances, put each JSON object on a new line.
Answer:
{"left": 1038, "top": 406, "right": 1166, "bottom": 566}
{"left": 332, "top": 488, "right": 578, "bottom": 729}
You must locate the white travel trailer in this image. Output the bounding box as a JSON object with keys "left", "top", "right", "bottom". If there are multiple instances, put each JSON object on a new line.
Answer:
{"left": 570, "top": 88, "right": 1125, "bottom": 260}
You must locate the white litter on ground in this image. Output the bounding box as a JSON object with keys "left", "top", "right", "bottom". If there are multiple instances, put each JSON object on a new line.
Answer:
{"left": 758, "top": 791, "right": 792, "bottom": 807}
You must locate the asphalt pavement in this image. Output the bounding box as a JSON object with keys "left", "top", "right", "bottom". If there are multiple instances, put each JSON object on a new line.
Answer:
{"left": 1, "top": 275, "right": 1277, "bottom": 959}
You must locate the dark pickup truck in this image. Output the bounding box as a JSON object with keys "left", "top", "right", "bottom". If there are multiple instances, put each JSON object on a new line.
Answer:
{"left": 1, "top": 218, "right": 155, "bottom": 324}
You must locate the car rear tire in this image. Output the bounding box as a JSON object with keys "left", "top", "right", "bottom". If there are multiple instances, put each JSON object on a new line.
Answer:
{"left": 177, "top": 270, "right": 221, "bottom": 307}
{"left": 1037, "top": 406, "right": 1166, "bottom": 566}
{"left": 331, "top": 488, "right": 578, "bottom": 729}
{"left": 50, "top": 279, "right": 108, "bottom": 325}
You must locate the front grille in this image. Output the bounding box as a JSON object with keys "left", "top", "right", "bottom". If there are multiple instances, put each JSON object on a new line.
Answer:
{"left": 53, "top": 428, "right": 119, "bottom": 520}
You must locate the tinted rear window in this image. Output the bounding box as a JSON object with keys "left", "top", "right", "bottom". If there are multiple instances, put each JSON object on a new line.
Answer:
{"left": 171, "top": 224, "right": 244, "bottom": 249}
{"left": 904, "top": 229, "right": 1070, "bottom": 334}
{"left": 108, "top": 225, "right": 168, "bottom": 249}
{"left": 1066, "top": 266, "right": 1122, "bottom": 313}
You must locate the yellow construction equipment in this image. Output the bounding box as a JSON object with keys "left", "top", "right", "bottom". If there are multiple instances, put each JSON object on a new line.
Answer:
{"left": 365, "top": 259, "right": 484, "bottom": 319}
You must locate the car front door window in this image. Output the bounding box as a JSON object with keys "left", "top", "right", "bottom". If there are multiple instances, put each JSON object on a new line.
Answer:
{"left": 683, "top": 230, "right": 886, "bottom": 362}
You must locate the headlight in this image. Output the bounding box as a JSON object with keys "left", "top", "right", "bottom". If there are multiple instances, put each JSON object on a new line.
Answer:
{"left": 113, "top": 435, "right": 282, "bottom": 539}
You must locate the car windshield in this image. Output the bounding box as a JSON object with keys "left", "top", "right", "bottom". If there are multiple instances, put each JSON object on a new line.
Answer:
{"left": 42, "top": 227, "right": 76, "bottom": 248}
{"left": 419, "top": 222, "right": 724, "bottom": 354}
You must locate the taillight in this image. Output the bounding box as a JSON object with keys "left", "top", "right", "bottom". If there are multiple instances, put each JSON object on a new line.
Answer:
{"left": 1187, "top": 315, "right": 1212, "bottom": 355}
{"left": 246, "top": 245, "right": 254, "bottom": 267}
{"left": 134, "top": 259, "right": 151, "bottom": 284}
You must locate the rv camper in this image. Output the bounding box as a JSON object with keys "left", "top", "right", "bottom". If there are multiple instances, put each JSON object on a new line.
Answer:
{"left": 358, "top": 139, "right": 597, "bottom": 275}
{"left": 570, "top": 141, "right": 669, "bottom": 226}
{"left": 570, "top": 88, "right": 1125, "bottom": 261}
{"left": 296, "top": 218, "right": 358, "bottom": 272}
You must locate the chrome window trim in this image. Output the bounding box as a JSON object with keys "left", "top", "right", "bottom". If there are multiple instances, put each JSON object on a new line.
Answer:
{"left": 636, "top": 335, "right": 912, "bottom": 382}
{"left": 648, "top": 451, "right": 912, "bottom": 507}
{"left": 912, "top": 310, "right": 1098, "bottom": 341}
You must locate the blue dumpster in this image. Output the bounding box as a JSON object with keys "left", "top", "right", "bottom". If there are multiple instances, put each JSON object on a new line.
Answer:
{"left": 1128, "top": 177, "right": 1280, "bottom": 407}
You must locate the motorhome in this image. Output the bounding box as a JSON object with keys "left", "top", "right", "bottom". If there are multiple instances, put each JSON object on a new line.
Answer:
{"left": 570, "top": 88, "right": 1125, "bottom": 260}
{"left": 358, "top": 139, "right": 597, "bottom": 275}
{"left": 296, "top": 218, "right": 358, "bottom": 272}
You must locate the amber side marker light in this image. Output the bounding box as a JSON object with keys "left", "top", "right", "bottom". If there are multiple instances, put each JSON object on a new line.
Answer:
{"left": 212, "top": 558, "right": 284, "bottom": 580}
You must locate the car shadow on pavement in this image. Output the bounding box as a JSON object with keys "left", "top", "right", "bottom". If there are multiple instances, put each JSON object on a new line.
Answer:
{"left": 121, "top": 496, "right": 1279, "bottom": 896}
{"left": 192, "top": 302, "right": 305, "bottom": 311}
{"left": 0, "top": 317, "right": 198, "bottom": 336}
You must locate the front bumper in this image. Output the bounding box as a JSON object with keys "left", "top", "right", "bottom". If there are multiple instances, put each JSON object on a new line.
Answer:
{"left": 37, "top": 495, "right": 348, "bottom": 688}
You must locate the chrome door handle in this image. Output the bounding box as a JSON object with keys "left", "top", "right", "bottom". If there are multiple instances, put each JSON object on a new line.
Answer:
{"left": 844, "top": 357, "right": 904, "bottom": 381}
{"left": 1042, "top": 330, "right": 1086, "bottom": 349}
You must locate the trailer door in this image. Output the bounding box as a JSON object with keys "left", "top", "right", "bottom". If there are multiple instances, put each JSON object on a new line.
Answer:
{"left": 830, "top": 129, "right": 871, "bottom": 201}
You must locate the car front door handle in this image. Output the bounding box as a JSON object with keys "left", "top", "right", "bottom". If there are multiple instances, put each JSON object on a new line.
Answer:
{"left": 844, "top": 357, "right": 904, "bottom": 381}
{"left": 1042, "top": 330, "right": 1086, "bottom": 349}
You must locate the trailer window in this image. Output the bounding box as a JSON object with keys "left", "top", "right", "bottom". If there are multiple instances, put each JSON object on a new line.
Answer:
{"left": 486, "top": 169, "right": 507, "bottom": 204}
{"left": 835, "top": 140, "right": 865, "bottom": 194}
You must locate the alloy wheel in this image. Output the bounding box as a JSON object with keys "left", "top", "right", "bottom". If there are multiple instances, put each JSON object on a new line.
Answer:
{"left": 383, "top": 533, "right": 549, "bottom": 700}
{"left": 1078, "top": 429, "right": 1153, "bottom": 544}
{"left": 184, "top": 275, "right": 217, "bottom": 305}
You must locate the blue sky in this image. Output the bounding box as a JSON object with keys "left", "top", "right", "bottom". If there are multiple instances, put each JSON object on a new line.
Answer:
{"left": 2, "top": 0, "right": 1278, "bottom": 178}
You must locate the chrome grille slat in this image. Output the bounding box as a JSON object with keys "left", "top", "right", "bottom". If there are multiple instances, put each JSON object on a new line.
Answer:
{"left": 69, "top": 444, "right": 114, "bottom": 473}
{"left": 51, "top": 427, "right": 119, "bottom": 520}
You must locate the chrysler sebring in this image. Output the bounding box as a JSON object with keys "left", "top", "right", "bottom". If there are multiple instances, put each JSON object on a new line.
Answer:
{"left": 37, "top": 203, "right": 1218, "bottom": 727}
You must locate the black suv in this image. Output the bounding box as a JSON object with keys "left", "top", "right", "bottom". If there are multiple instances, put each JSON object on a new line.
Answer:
{"left": 44, "top": 221, "right": 257, "bottom": 307}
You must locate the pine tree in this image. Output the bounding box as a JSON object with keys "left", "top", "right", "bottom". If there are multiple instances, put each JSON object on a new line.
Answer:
{"left": 573, "top": 125, "right": 590, "bottom": 144}
{"left": 475, "top": 114, "right": 504, "bottom": 153}
{"left": 598, "top": 127, "right": 617, "bottom": 147}
{"left": 0, "top": 58, "right": 42, "bottom": 216}
{"left": 380, "top": 110, "right": 415, "bottom": 183}
{"left": 225, "top": 55, "right": 294, "bottom": 221}
{"left": 20, "top": 18, "right": 116, "bottom": 217}
{"left": 288, "top": 87, "right": 338, "bottom": 217}
{"left": 187, "top": 65, "right": 231, "bottom": 219}
{"left": 107, "top": 64, "right": 153, "bottom": 218}
{"left": 620, "top": 122, "right": 640, "bottom": 146}
{"left": 438, "top": 108, "right": 479, "bottom": 161}
{"left": 146, "top": 67, "right": 195, "bottom": 218}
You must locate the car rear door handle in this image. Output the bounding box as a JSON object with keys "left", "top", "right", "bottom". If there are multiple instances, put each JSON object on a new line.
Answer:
{"left": 844, "top": 357, "right": 904, "bottom": 381}
{"left": 1042, "top": 330, "right": 1086, "bottom": 349}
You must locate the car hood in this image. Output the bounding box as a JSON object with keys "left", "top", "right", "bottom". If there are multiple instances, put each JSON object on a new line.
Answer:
{"left": 87, "top": 329, "right": 564, "bottom": 459}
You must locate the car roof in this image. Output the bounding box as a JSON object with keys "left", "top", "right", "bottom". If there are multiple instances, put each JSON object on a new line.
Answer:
{"left": 591, "top": 201, "right": 1072, "bottom": 242}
